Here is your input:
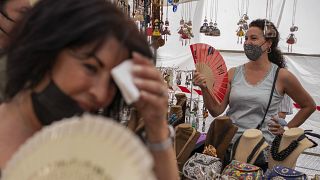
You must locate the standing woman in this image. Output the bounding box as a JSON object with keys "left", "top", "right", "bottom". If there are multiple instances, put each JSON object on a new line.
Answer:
{"left": 194, "top": 19, "right": 316, "bottom": 143}
{"left": 0, "top": 0, "right": 179, "bottom": 179}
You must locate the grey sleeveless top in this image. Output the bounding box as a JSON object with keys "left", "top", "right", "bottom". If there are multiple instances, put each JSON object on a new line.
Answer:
{"left": 226, "top": 63, "right": 283, "bottom": 143}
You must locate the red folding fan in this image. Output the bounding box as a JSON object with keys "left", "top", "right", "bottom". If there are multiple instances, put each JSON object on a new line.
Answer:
{"left": 190, "top": 43, "right": 228, "bottom": 103}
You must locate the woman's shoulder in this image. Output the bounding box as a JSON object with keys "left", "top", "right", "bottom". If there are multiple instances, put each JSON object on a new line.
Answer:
{"left": 228, "top": 67, "right": 236, "bottom": 82}
{"left": 277, "top": 67, "right": 294, "bottom": 82}
{"left": 228, "top": 65, "right": 243, "bottom": 82}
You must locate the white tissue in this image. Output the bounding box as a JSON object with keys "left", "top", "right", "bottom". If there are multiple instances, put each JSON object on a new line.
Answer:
{"left": 111, "top": 60, "right": 140, "bottom": 105}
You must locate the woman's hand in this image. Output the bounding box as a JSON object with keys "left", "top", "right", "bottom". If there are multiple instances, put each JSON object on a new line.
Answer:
{"left": 268, "top": 116, "right": 285, "bottom": 135}
{"left": 193, "top": 70, "right": 209, "bottom": 89}
{"left": 131, "top": 52, "right": 169, "bottom": 142}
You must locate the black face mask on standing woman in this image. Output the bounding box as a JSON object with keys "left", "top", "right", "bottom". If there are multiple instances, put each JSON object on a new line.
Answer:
{"left": 31, "top": 80, "right": 84, "bottom": 125}
{"left": 243, "top": 41, "right": 267, "bottom": 61}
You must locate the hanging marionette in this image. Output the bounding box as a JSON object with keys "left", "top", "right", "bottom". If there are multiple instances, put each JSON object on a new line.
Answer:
{"left": 146, "top": 23, "right": 153, "bottom": 43}
{"left": 205, "top": 20, "right": 214, "bottom": 36}
{"left": 236, "top": 0, "right": 249, "bottom": 43}
{"left": 200, "top": 0, "right": 209, "bottom": 33}
{"left": 152, "top": 20, "right": 161, "bottom": 37}
{"left": 212, "top": 22, "right": 221, "bottom": 36}
{"left": 161, "top": 0, "right": 171, "bottom": 41}
{"left": 236, "top": 25, "right": 245, "bottom": 44}
{"left": 287, "top": 0, "right": 298, "bottom": 52}
{"left": 207, "top": 0, "right": 220, "bottom": 37}
{"left": 177, "top": 2, "right": 185, "bottom": 46}
{"left": 200, "top": 17, "right": 209, "bottom": 33}
{"left": 178, "top": 26, "right": 187, "bottom": 46}
{"left": 185, "top": 24, "right": 193, "bottom": 45}
{"left": 286, "top": 33, "right": 297, "bottom": 52}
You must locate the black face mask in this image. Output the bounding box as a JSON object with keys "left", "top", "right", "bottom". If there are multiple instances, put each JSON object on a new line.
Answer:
{"left": 31, "top": 80, "right": 84, "bottom": 125}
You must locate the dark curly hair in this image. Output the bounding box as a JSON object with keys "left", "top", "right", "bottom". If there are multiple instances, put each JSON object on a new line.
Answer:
{"left": 4, "top": 0, "right": 152, "bottom": 120}
{"left": 249, "top": 19, "right": 286, "bottom": 68}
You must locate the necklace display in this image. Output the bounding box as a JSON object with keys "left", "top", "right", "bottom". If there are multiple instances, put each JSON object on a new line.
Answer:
{"left": 270, "top": 134, "right": 305, "bottom": 161}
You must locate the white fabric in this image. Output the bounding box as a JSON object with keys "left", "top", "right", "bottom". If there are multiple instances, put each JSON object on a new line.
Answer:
{"left": 278, "top": 94, "right": 293, "bottom": 115}
{"left": 111, "top": 60, "right": 140, "bottom": 104}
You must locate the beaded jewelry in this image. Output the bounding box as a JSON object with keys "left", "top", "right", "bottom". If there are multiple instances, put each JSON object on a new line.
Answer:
{"left": 270, "top": 134, "right": 305, "bottom": 161}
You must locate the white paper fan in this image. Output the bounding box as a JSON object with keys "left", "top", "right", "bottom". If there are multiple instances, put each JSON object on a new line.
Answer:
{"left": 2, "top": 114, "right": 155, "bottom": 180}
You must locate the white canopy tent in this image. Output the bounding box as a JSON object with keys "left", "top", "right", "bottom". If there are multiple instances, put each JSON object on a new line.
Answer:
{"left": 155, "top": 0, "right": 320, "bottom": 176}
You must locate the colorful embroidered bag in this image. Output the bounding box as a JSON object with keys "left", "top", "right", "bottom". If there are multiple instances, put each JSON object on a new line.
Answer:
{"left": 183, "top": 153, "right": 222, "bottom": 180}
{"left": 221, "top": 160, "right": 263, "bottom": 179}
{"left": 266, "top": 165, "right": 307, "bottom": 180}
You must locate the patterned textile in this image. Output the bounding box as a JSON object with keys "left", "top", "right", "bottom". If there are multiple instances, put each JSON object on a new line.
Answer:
{"left": 183, "top": 153, "right": 222, "bottom": 180}
{"left": 221, "top": 160, "right": 263, "bottom": 180}
{"left": 266, "top": 165, "right": 307, "bottom": 180}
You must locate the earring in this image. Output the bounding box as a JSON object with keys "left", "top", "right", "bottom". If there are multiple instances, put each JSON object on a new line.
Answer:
{"left": 267, "top": 47, "right": 272, "bottom": 53}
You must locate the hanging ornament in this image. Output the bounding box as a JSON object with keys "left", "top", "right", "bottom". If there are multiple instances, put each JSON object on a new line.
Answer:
{"left": 165, "top": 18, "right": 169, "bottom": 26}
{"left": 205, "top": 21, "right": 214, "bottom": 36}
{"left": 236, "top": 0, "right": 249, "bottom": 43}
{"left": 162, "top": 27, "right": 171, "bottom": 41}
{"left": 211, "top": 0, "right": 220, "bottom": 36}
{"left": 161, "top": 0, "right": 171, "bottom": 41}
{"left": 187, "top": 20, "right": 192, "bottom": 26}
{"left": 287, "top": 0, "right": 298, "bottom": 52}
{"left": 152, "top": 19, "right": 161, "bottom": 37}
{"left": 264, "top": 0, "right": 277, "bottom": 38}
{"left": 192, "top": 100, "right": 199, "bottom": 112}
{"left": 185, "top": 73, "right": 191, "bottom": 86}
{"left": 175, "top": 71, "right": 182, "bottom": 85}
{"left": 200, "top": 0, "right": 209, "bottom": 33}
{"left": 242, "top": 13, "right": 249, "bottom": 21}
{"left": 212, "top": 22, "right": 221, "bottom": 36}
{"left": 133, "top": 10, "right": 144, "bottom": 22}
{"left": 200, "top": 17, "right": 209, "bottom": 33}
{"left": 236, "top": 25, "right": 245, "bottom": 44}
{"left": 146, "top": 24, "right": 153, "bottom": 43}
{"left": 242, "top": 20, "right": 248, "bottom": 31}
{"left": 286, "top": 33, "right": 297, "bottom": 51}
{"left": 116, "top": 0, "right": 129, "bottom": 15}
{"left": 178, "top": 1, "right": 193, "bottom": 46}
{"left": 149, "top": 0, "right": 166, "bottom": 49}
{"left": 264, "top": 21, "right": 277, "bottom": 38}
{"left": 179, "top": 18, "right": 185, "bottom": 25}
{"left": 179, "top": 25, "right": 189, "bottom": 46}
